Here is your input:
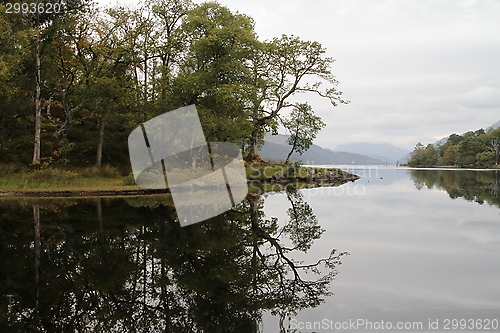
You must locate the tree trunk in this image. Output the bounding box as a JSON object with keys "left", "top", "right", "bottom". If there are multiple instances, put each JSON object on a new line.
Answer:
{"left": 247, "top": 127, "right": 260, "bottom": 161}
{"left": 161, "top": 55, "right": 169, "bottom": 100}
{"left": 246, "top": 104, "right": 261, "bottom": 160}
{"left": 62, "top": 90, "right": 70, "bottom": 137}
{"left": 284, "top": 135, "right": 298, "bottom": 165}
{"left": 32, "top": 30, "right": 42, "bottom": 165}
{"left": 96, "top": 108, "right": 109, "bottom": 168}
{"left": 284, "top": 150, "right": 292, "bottom": 165}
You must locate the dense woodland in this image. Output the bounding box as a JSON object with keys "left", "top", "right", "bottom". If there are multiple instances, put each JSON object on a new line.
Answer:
{"left": 0, "top": 0, "right": 346, "bottom": 173}
{"left": 408, "top": 127, "right": 500, "bottom": 168}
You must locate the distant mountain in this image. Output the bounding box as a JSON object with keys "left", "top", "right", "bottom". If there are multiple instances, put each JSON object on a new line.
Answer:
{"left": 398, "top": 153, "right": 412, "bottom": 164}
{"left": 332, "top": 142, "right": 411, "bottom": 164}
{"left": 434, "top": 137, "right": 449, "bottom": 146}
{"left": 488, "top": 120, "right": 500, "bottom": 131}
{"left": 258, "top": 134, "right": 388, "bottom": 165}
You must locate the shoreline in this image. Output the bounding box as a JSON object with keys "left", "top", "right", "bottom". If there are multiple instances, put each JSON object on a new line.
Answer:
{"left": 0, "top": 165, "right": 360, "bottom": 198}
{"left": 0, "top": 188, "right": 170, "bottom": 198}
{"left": 403, "top": 165, "right": 500, "bottom": 171}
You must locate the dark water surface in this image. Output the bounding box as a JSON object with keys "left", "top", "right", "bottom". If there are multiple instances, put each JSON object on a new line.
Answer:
{"left": 1, "top": 167, "right": 499, "bottom": 332}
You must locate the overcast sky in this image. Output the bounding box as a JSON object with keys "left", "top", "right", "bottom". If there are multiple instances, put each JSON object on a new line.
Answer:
{"left": 101, "top": 0, "right": 500, "bottom": 150}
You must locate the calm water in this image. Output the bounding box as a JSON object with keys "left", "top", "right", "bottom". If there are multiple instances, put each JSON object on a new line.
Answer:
{"left": 1, "top": 167, "right": 499, "bottom": 332}
{"left": 263, "top": 167, "right": 500, "bottom": 332}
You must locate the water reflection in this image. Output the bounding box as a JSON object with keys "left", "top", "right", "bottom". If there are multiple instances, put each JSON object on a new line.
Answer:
{"left": 410, "top": 169, "right": 500, "bottom": 208}
{"left": 0, "top": 188, "right": 344, "bottom": 332}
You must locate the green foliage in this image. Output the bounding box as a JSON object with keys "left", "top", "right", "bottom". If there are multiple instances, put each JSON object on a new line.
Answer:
{"left": 172, "top": 2, "right": 258, "bottom": 143}
{"left": 245, "top": 34, "right": 347, "bottom": 157}
{"left": 286, "top": 161, "right": 302, "bottom": 177}
{"left": 476, "top": 151, "right": 494, "bottom": 167}
{"left": 58, "top": 138, "right": 74, "bottom": 164}
{"left": 408, "top": 129, "right": 500, "bottom": 168}
{"left": 0, "top": 0, "right": 343, "bottom": 170}
{"left": 283, "top": 103, "right": 326, "bottom": 164}
{"left": 408, "top": 142, "right": 438, "bottom": 167}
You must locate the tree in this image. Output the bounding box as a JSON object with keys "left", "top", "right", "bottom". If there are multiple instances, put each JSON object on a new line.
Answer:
{"left": 0, "top": 1, "right": 91, "bottom": 165}
{"left": 30, "top": 3, "right": 138, "bottom": 168}
{"left": 246, "top": 35, "right": 347, "bottom": 160}
{"left": 439, "top": 143, "right": 460, "bottom": 166}
{"left": 476, "top": 151, "right": 494, "bottom": 167}
{"left": 2, "top": 0, "right": 349, "bottom": 170}
{"left": 457, "top": 135, "right": 487, "bottom": 167}
{"left": 282, "top": 103, "right": 325, "bottom": 164}
{"left": 489, "top": 137, "right": 500, "bottom": 165}
{"left": 0, "top": 6, "right": 27, "bottom": 152}
{"left": 87, "top": 8, "right": 137, "bottom": 168}
{"left": 147, "top": 0, "right": 193, "bottom": 101}
{"left": 409, "top": 142, "right": 425, "bottom": 167}
{"left": 448, "top": 133, "right": 463, "bottom": 145}
{"left": 423, "top": 144, "right": 438, "bottom": 166}
{"left": 44, "top": 14, "right": 88, "bottom": 139}
{"left": 172, "top": 2, "right": 258, "bottom": 144}
{"left": 33, "top": 23, "right": 42, "bottom": 164}
{"left": 27, "top": 0, "right": 90, "bottom": 164}
{"left": 410, "top": 128, "right": 500, "bottom": 168}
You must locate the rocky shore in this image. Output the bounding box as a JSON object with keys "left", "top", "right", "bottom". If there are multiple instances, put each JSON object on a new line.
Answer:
{"left": 0, "top": 165, "right": 360, "bottom": 198}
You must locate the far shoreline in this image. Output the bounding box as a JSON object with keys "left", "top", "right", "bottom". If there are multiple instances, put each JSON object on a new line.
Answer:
{"left": 402, "top": 165, "right": 500, "bottom": 170}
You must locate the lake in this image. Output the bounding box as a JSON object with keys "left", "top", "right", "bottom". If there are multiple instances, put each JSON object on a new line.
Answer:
{"left": 1, "top": 167, "right": 499, "bottom": 332}
{"left": 263, "top": 166, "right": 500, "bottom": 332}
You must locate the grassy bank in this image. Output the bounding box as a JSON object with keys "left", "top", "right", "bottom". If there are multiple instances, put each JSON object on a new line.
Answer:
{"left": 0, "top": 164, "right": 132, "bottom": 191}
{"left": 0, "top": 162, "right": 359, "bottom": 196}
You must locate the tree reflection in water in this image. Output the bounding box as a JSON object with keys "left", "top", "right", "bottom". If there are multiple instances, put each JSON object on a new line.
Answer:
{"left": 0, "top": 187, "right": 345, "bottom": 332}
{"left": 410, "top": 169, "right": 500, "bottom": 207}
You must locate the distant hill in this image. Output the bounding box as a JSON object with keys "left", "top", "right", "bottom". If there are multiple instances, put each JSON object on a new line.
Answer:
{"left": 258, "top": 134, "right": 388, "bottom": 165}
{"left": 333, "top": 142, "right": 411, "bottom": 164}
{"left": 399, "top": 153, "right": 413, "bottom": 164}
{"left": 488, "top": 120, "right": 500, "bottom": 131}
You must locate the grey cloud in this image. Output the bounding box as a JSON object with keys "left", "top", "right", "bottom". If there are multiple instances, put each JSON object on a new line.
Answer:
{"left": 105, "top": 0, "right": 500, "bottom": 150}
